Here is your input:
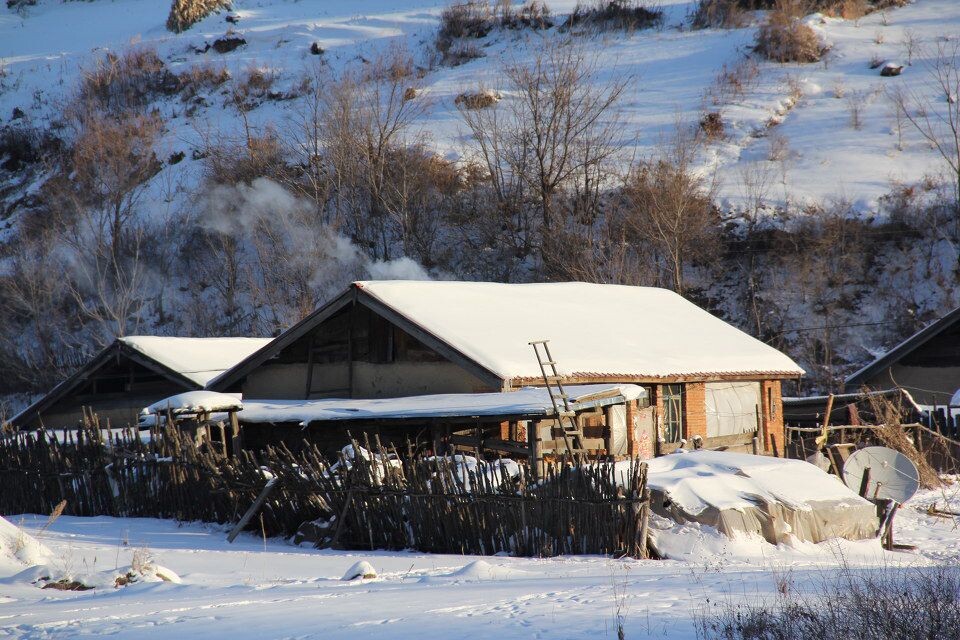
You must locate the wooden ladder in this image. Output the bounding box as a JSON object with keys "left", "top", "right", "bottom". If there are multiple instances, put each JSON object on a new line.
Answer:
{"left": 529, "top": 340, "right": 586, "bottom": 458}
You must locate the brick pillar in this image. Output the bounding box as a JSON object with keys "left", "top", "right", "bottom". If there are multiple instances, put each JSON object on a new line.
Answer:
{"left": 684, "top": 382, "right": 707, "bottom": 443}
{"left": 761, "top": 380, "right": 785, "bottom": 455}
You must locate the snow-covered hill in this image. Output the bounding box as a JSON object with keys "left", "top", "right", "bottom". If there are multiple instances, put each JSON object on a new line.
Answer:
{"left": 2, "top": 0, "right": 955, "bottom": 215}
{"left": 1, "top": 0, "right": 959, "bottom": 406}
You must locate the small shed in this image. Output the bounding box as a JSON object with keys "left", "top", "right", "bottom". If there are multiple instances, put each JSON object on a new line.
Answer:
{"left": 12, "top": 337, "right": 272, "bottom": 430}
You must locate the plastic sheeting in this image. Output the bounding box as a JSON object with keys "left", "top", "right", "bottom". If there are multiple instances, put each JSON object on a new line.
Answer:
{"left": 705, "top": 381, "right": 761, "bottom": 437}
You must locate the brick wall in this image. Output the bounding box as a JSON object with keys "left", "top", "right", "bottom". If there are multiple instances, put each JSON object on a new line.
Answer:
{"left": 684, "top": 382, "right": 707, "bottom": 443}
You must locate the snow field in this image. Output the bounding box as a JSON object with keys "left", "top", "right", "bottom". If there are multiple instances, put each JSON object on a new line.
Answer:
{"left": 2, "top": 480, "right": 960, "bottom": 639}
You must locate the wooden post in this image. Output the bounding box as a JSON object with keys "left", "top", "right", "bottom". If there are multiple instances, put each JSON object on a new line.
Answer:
{"left": 752, "top": 436, "right": 759, "bottom": 455}
{"left": 815, "top": 394, "right": 835, "bottom": 450}
{"left": 230, "top": 410, "right": 242, "bottom": 457}
{"left": 638, "top": 487, "right": 650, "bottom": 559}
{"left": 217, "top": 421, "right": 228, "bottom": 458}
{"left": 528, "top": 420, "right": 542, "bottom": 480}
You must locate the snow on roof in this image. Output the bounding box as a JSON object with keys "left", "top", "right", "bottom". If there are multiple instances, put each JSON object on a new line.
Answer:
{"left": 643, "top": 450, "right": 865, "bottom": 516}
{"left": 119, "top": 337, "right": 273, "bottom": 387}
{"left": 238, "top": 384, "right": 645, "bottom": 425}
{"left": 144, "top": 391, "right": 242, "bottom": 416}
{"left": 356, "top": 281, "right": 803, "bottom": 380}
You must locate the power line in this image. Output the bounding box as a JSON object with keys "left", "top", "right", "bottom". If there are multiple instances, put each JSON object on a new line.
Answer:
{"left": 764, "top": 320, "right": 901, "bottom": 342}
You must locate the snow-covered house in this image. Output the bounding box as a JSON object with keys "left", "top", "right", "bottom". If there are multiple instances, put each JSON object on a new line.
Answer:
{"left": 846, "top": 305, "right": 960, "bottom": 406}
{"left": 12, "top": 337, "right": 272, "bottom": 430}
{"left": 209, "top": 281, "right": 803, "bottom": 457}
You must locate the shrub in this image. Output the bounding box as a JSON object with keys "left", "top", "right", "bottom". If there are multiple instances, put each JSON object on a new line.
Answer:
{"left": 692, "top": 0, "right": 907, "bottom": 28}
{"left": 699, "top": 111, "right": 725, "bottom": 139}
{"left": 690, "top": 0, "right": 751, "bottom": 28}
{"left": 0, "top": 125, "right": 59, "bottom": 173}
{"left": 455, "top": 89, "right": 501, "bottom": 109}
{"left": 166, "top": 0, "right": 231, "bottom": 33}
{"left": 436, "top": 0, "right": 552, "bottom": 61}
{"left": 437, "top": 1, "right": 496, "bottom": 55}
{"left": 78, "top": 47, "right": 177, "bottom": 114}
{"left": 563, "top": 0, "right": 662, "bottom": 31}
{"left": 755, "top": 11, "right": 825, "bottom": 63}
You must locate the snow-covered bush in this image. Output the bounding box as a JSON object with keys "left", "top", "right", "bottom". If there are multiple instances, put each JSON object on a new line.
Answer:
{"left": 166, "top": 0, "right": 231, "bottom": 33}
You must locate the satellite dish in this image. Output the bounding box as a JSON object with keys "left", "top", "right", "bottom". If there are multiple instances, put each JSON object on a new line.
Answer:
{"left": 842, "top": 446, "right": 920, "bottom": 504}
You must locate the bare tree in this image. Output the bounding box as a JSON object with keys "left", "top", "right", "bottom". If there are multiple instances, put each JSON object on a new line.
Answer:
{"left": 889, "top": 41, "right": 960, "bottom": 233}
{"left": 621, "top": 123, "right": 719, "bottom": 295}
{"left": 295, "top": 46, "right": 430, "bottom": 260}
{"left": 458, "top": 39, "right": 629, "bottom": 235}
{"left": 66, "top": 112, "right": 162, "bottom": 269}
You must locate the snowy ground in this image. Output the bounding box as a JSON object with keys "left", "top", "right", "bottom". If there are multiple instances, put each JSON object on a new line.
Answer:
{"left": 2, "top": 482, "right": 960, "bottom": 639}
{"left": 2, "top": 0, "right": 959, "bottom": 221}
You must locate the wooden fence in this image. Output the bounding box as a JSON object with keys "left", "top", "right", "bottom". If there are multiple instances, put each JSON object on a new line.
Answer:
{"left": 0, "top": 426, "right": 651, "bottom": 558}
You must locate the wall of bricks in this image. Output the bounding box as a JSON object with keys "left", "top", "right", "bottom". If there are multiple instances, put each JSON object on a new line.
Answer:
{"left": 683, "top": 382, "right": 707, "bottom": 443}
{"left": 761, "top": 379, "right": 785, "bottom": 455}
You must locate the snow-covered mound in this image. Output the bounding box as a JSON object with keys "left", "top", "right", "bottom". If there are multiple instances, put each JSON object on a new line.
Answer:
{"left": 342, "top": 560, "right": 377, "bottom": 581}
{"left": 420, "top": 559, "right": 529, "bottom": 583}
{"left": 0, "top": 516, "right": 53, "bottom": 577}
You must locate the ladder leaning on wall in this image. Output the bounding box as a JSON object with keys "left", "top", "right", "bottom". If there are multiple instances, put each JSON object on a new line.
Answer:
{"left": 528, "top": 339, "right": 586, "bottom": 459}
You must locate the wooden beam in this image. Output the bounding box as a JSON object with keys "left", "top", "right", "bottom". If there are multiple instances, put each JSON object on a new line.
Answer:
{"left": 227, "top": 477, "right": 278, "bottom": 543}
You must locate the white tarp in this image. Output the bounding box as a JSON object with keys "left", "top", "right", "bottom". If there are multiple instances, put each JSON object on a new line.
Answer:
{"left": 705, "top": 381, "right": 761, "bottom": 437}
{"left": 637, "top": 451, "right": 879, "bottom": 545}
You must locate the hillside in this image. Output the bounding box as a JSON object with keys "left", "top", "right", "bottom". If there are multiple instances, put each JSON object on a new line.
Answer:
{"left": 1, "top": 0, "right": 959, "bottom": 410}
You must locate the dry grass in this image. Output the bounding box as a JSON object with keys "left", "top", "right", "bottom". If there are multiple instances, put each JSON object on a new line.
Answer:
{"left": 697, "top": 566, "right": 960, "bottom": 640}
{"left": 178, "top": 63, "right": 230, "bottom": 101}
{"left": 755, "top": 10, "right": 826, "bottom": 63}
{"left": 563, "top": 0, "right": 663, "bottom": 32}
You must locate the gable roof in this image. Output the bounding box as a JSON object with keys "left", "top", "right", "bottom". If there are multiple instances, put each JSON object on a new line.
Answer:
{"left": 211, "top": 281, "right": 803, "bottom": 390}
{"left": 12, "top": 336, "right": 272, "bottom": 427}
{"left": 117, "top": 336, "right": 273, "bottom": 387}
{"left": 846, "top": 304, "right": 960, "bottom": 387}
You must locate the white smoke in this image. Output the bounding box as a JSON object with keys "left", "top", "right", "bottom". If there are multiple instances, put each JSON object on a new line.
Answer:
{"left": 195, "top": 178, "right": 433, "bottom": 308}
{"left": 366, "top": 256, "right": 432, "bottom": 281}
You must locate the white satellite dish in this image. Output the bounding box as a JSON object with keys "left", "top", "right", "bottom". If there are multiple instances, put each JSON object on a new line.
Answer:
{"left": 842, "top": 446, "right": 920, "bottom": 504}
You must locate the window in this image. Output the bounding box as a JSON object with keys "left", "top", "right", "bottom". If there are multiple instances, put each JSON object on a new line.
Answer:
{"left": 661, "top": 384, "right": 683, "bottom": 443}
{"left": 705, "top": 382, "right": 761, "bottom": 437}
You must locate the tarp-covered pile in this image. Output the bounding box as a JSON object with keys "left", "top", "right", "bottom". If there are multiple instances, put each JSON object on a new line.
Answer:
{"left": 641, "top": 451, "right": 878, "bottom": 545}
